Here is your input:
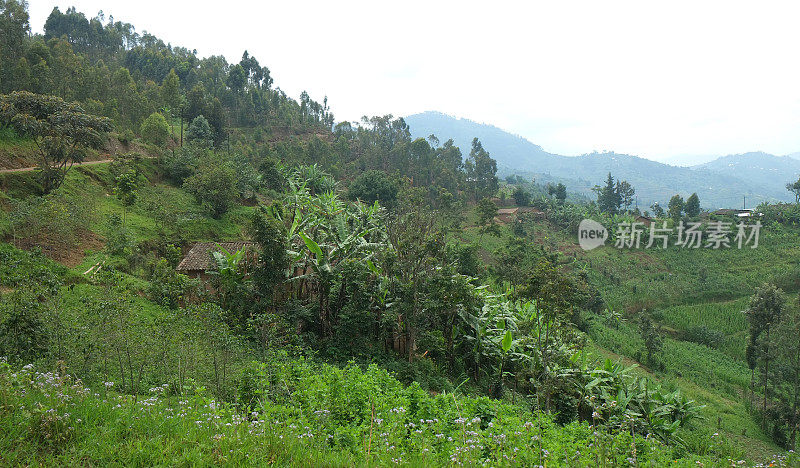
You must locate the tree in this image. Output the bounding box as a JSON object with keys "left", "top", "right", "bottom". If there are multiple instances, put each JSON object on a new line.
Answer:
{"left": 775, "top": 303, "right": 800, "bottom": 449}
{"left": 617, "top": 181, "right": 635, "bottom": 212}
{"left": 638, "top": 310, "right": 663, "bottom": 366}
{"left": 476, "top": 197, "right": 499, "bottom": 240}
{"left": 685, "top": 193, "right": 700, "bottom": 218}
{"left": 347, "top": 170, "right": 398, "bottom": 207}
{"left": 161, "top": 68, "right": 181, "bottom": 136}
{"left": 111, "top": 154, "right": 141, "bottom": 227}
{"left": 512, "top": 186, "right": 531, "bottom": 207}
{"left": 187, "top": 114, "right": 212, "bottom": 146}
{"left": 250, "top": 204, "right": 289, "bottom": 304}
{"left": 650, "top": 202, "right": 665, "bottom": 218}
{"left": 226, "top": 64, "right": 246, "bottom": 94}
{"left": 465, "top": 138, "right": 498, "bottom": 201}
{"left": 745, "top": 283, "right": 785, "bottom": 423}
{"left": 554, "top": 183, "right": 567, "bottom": 204}
{"left": 595, "top": 173, "right": 621, "bottom": 214}
{"left": 161, "top": 69, "right": 181, "bottom": 111}
{"left": 668, "top": 194, "right": 684, "bottom": 222}
{"left": 787, "top": 177, "right": 800, "bottom": 204}
{"left": 385, "top": 188, "right": 445, "bottom": 361}
{"left": 0, "top": 0, "right": 30, "bottom": 93}
{"left": 0, "top": 91, "right": 112, "bottom": 193}
{"left": 183, "top": 158, "right": 237, "bottom": 218}
{"left": 140, "top": 112, "right": 170, "bottom": 146}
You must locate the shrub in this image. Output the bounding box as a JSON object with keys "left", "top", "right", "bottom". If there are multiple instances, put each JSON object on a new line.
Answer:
{"left": 119, "top": 129, "right": 135, "bottom": 146}
{"left": 347, "top": 170, "right": 398, "bottom": 207}
{"left": 681, "top": 325, "right": 725, "bottom": 348}
{"left": 186, "top": 115, "right": 213, "bottom": 146}
{"left": 162, "top": 146, "right": 201, "bottom": 184}
{"left": 0, "top": 287, "right": 52, "bottom": 364}
{"left": 105, "top": 214, "right": 133, "bottom": 257}
{"left": 140, "top": 112, "right": 170, "bottom": 146}
{"left": 149, "top": 258, "right": 199, "bottom": 309}
{"left": 183, "top": 159, "right": 237, "bottom": 218}
{"left": 8, "top": 193, "right": 95, "bottom": 256}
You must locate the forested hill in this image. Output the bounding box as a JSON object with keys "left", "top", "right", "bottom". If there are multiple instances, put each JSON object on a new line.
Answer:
{"left": 404, "top": 111, "right": 559, "bottom": 170}
{"left": 694, "top": 151, "right": 800, "bottom": 201}
{"left": 406, "top": 111, "right": 794, "bottom": 208}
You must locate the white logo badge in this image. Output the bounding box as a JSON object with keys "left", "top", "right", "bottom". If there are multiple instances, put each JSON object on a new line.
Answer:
{"left": 578, "top": 219, "right": 608, "bottom": 251}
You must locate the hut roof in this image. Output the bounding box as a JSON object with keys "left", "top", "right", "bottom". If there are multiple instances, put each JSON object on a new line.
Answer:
{"left": 497, "top": 208, "right": 519, "bottom": 215}
{"left": 176, "top": 242, "right": 255, "bottom": 272}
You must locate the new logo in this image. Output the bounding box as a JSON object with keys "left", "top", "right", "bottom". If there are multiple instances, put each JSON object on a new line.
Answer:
{"left": 578, "top": 219, "right": 608, "bottom": 250}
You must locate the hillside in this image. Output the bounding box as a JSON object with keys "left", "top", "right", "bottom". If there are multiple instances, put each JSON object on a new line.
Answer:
{"left": 2, "top": 3, "right": 800, "bottom": 466}
{"left": 406, "top": 111, "right": 791, "bottom": 208}
{"left": 694, "top": 152, "right": 800, "bottom": 201}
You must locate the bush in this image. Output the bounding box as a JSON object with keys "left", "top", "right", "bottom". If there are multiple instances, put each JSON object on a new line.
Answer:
{"left": 105, "top": 213, "right": 133, "bottom": 257}
{"left": 162, "top": 146, "right": 201, "bottom": 184}
{"left": 118, "top": 129, "right": 135, "bottom": 146}
{"left": 183, "top": 158, "right": 238, "bottom": 218}
{"left": 0, "top": 286, "right": 53, "bottom": 364}
{"left": 347, "top": 170, "right": 398, "bottom": 207}
{"left": 187, "top": 115, "right": 213, "bottom": 146}
{"left": 681, "top": 325, "right": 725, "bottom": 348}
{"left": 8, "top": 193, "right": 95, "bottom": 256}
{"left": 140, "top": 112, "right": 170, "bottom": 146}
{"left": 149, "top": 258, "right": 199, "bottom": 309}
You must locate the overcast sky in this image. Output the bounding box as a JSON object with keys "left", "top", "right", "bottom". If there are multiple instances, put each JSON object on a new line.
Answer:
{"left": 27, "top": 1, "right": 800, "bottom": 164}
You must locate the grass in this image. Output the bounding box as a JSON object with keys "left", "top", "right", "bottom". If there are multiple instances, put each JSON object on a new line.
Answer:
{"left": 514, "top": 216, "right": 800, "bottom": 459}
{"left": 0, "top": 358, "right": 758, "bottom": 467}
{"left": 0, "top": 159, "right": 254, "bottom": 251}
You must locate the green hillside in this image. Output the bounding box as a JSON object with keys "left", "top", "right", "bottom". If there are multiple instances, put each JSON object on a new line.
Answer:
{"left": 1, "top": 2, "right": 799, "bottom": 467}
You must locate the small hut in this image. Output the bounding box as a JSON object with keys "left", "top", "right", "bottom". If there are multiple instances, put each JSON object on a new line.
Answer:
{"left": 495, "top": 206, "right": 546, "bottom": 224}
{"left": 495, "top": 207, "right": 519, "bottom": 224}
{"left": 634, "top": 215, "right": 653, "bottom": 227}
{"left": 176, "top": 241, "right": 256, "bottom": 280}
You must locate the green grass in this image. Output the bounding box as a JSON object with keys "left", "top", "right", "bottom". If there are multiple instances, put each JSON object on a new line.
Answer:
{"left": 514, "top": 217, "right": 800, "bottom": 459}
{"left": 660, "top": 298, "right": 748, "bottom": 338}
{"left": 0, "top": 170, "right": 42, "bottom": 199}
{"left": 583, "top": 226, "right": 800, "bottom": 311}
{"left": 0, "top": 160, "right": 254, "bottom": 246}
{"left": 0, "top": 358, "right": 755, "bottom": 467}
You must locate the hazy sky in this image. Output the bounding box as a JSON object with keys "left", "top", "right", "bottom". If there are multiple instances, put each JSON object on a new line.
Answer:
{"left": 27, "top": 1, "right": 800, "bottom": 164}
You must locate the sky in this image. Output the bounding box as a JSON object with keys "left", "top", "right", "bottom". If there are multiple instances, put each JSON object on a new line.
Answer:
{"left": 26, "top": 1, "right": 800, "bottom": 164}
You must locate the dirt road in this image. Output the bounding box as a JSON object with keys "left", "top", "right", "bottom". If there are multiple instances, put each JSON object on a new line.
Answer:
{"left": 0, "top": 159, "right": 117, "bottom": 174}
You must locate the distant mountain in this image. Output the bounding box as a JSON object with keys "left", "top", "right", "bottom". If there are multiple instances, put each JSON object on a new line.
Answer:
{"left": 404, "top": 111, "right": 561, "bottom": 170}
{"left": 661, "top": 154, "right": 721, "bottom": 167}
{"left": 693, "top": 152, "right": 800, "bottom": 201}
{"left": 404, "top": 111, "right": 791, "bottom": 209}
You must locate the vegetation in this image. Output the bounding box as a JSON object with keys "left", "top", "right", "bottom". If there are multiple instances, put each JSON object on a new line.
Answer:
{"left": 0, "top": 2, "right": 799, "bottom": 465}
{"left": 0, "top": 91, "right": 112, "bottom": 193}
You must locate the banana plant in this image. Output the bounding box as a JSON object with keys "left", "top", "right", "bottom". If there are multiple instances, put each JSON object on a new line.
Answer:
{"left": 282, "top": 175, "right": 385, "bottom": 336}
{"left": 208, "top": 244, "right": 248, "bottom": 312}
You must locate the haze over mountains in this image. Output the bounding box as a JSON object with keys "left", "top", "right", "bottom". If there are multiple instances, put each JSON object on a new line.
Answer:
{"left": 405, "top": 111, "right": 800, "bottom": 209}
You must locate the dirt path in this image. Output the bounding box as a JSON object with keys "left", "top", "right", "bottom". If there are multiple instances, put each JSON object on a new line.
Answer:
{"left": 0, "top": 156, "right": 156, "bottom": 174}
{"left": 0, "top": 158, "right": 116, "bottom": 174}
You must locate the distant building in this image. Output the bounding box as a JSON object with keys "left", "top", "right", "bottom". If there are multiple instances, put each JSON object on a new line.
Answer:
{"left": 495, "top": 207, "right": 546, "bottom": 224}
{"left": 634, "top": 215, "right": 653, "bottom": 227}
{"left": 712, "top": 208, "right": 760, "bottom": 218}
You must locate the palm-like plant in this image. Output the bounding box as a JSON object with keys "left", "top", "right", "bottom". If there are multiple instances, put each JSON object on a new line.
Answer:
{"left": 281, "top": 167, "right": 385, "bottom": 336}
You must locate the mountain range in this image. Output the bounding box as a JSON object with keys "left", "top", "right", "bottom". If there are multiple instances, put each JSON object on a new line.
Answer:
{"left": 404, "top": 111, "right": 800, "bottom": 209}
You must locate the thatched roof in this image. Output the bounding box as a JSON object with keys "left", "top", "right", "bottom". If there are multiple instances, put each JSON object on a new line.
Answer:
{"left": 176, "top": 242, "right": 255, "bottom": 272}
{"left": 497, "top": 208, "right": 519, "bottom": 215}
{"left": 496, "top": 207, "right": 545, "bottom": 216}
